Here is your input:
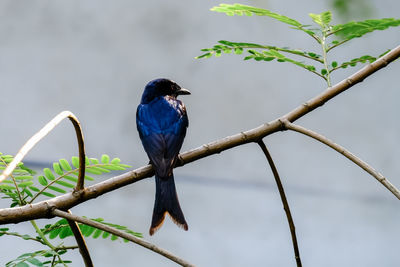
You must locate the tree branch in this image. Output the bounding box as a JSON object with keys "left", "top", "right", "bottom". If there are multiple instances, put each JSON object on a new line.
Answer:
{"left": 281, "top": 119, "right": 400, "bottom": 199}
{"left": 51, "top": 209, "right": 196, "bottom": 267}
{"left": 0, "top": 45, "right": 399, "bottom": 224}
{"left": 0, "top": 111, "right": 86, "bottom": 191}
{"left": 66, "top": 210, "right": 93, "bottom": 267}
{"left": 257, "top": 140, "right": 302, "bottom": 267}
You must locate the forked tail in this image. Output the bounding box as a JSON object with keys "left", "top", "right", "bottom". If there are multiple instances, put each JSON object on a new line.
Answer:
{"left": 149, "top": 174, "right": 188, "bottom": 235}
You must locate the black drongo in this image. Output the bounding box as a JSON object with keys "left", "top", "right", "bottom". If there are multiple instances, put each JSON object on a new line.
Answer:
{"left": 136, "top": 78, "right": 190, "bottom": 235}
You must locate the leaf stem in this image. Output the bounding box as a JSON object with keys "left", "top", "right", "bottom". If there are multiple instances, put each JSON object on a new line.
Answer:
{"left": 258, "top": 45, "right": 324, "bottom": 63}
{"left": 326, "top": 38, "right": 350, "bottom": 53}
{"left": 30, "top": 220, "right": 69, "bottom": 267}
{"left": 0, "top": 230, "right": 46, "bottom": 244}
{"left": 321, "top": 34, "right": 332, "bottom": 86}
{"left": 30, "top": 220, "right": 56, "bottom": 250}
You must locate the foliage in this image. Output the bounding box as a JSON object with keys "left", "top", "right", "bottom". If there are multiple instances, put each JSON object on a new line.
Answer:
{"left": 197, "top": 3, "right": 400, "bottom": 86}
{"left": 0, "top": 153, "right": 140, "bottom": 267}
{"left": 41, "top": 218, "right": 142, "bottom": 241}
{"left": 0, "top": 153, "right": 130, "bottom": 206}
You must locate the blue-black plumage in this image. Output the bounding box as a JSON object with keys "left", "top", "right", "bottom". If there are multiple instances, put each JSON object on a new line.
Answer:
{"left": 136, "top": 78, "right": 190, "bottom": 235}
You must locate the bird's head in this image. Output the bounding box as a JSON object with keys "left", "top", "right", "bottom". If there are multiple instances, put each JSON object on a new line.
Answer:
{"left": 141, "top": 78, "right": 191, "bottom": 104}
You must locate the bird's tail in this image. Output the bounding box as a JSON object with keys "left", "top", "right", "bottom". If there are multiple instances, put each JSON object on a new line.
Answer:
{"left": 149, "top": 173, "right": 188, "bottom": 235}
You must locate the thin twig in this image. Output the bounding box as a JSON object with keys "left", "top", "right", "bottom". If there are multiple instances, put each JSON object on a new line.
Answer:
{"left": 0, "top": 45, "right": 399, "bottom": 224}
{"left": 66, "top": 210, "right": 93, "bottom": 267}
{"left": 282, "top": 119, "right": 400, "bottom": 200}
{"left": 0, "top": 231, "right": 46, "bottom": 244}
{"left": 0, "top": 111, "right": 86, "bottom": 191}
{"left": 257, "top": 140, "right": 302, "bottom": 267}
{"left": 51, "top": 209, "right": 196, "bottom": 267}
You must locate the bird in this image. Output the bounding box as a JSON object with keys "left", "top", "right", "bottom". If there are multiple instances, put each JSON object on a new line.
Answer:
{"left": 136, "top": 78, "right": 191, "bottom": 235}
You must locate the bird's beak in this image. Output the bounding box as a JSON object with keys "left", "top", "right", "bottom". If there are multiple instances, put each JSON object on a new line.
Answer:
{"left": 176, "top": 88, "right": 191, "bottom": 95}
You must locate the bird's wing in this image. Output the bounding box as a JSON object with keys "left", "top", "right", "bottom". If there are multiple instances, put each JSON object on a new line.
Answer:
{"left": 164, "top": 109, "right": 188, "bottom": 160}
{"left": 136, "top": 101, "right": 188, "bottom": 177}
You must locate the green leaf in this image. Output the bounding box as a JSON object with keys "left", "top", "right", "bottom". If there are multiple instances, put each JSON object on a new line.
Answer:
{"left": 64, "top": 175, "right": 78, "bottom": 183}
{"left": 90, "top": 158, "right": 99, "bottom": 164}
{"left": 42, "top": 217, "right": 142, "bottom": 242}
{"left": 20, "top": 234, "right": 32, "bottom": 240}
{"left": 71, "top": 156, "right": 80, "bottom": 168}
{"left": 111, "top": 158, "right": 121, "bottom": 164}
{"left": 82, "top": 225, "right": 96, "bottom": 237}
{"left": 49, "top": 227, "right": 62, "bottom": 239}
{"left": 101, "top": 154, "right": 110, "bottom": 164}
{"left": 40, "top": 191, "right": 56, "bottom": 198}
{"left": 211, "top": 4, "right": 303, "bottom": 27}
{"left": 59, "top": 159, "right": 72, "bottom": 171}
{"left": 53, "top": 163, "right": 63, "bottom": 175}
{"left": 321, "top": 69, "right": 328, "bottom": 75}
{"left": 15, "top": 262, "right": 29, "bottom": 267}
{"left": 92, "top": 228, "right": 103, "bottom": 239}
{"left": 84, "top": 175, "right": 94, "bottom": 181}
{"left": 85, "top": 168, "right": 104, "bottom": 175}
{"left": 22, "top": 188, "right": 33, "bottom": 197}
{"left": 333, "top": 54, "right": 377, "bottom": 71}
{"left": 29, "top": 186, "right": 40, "bottom": 192}
{"left": 17, "top": 181, "right": 34, "bottom": 187}
{"left": 378, "top": 49, "right": 391, "bottom": 57}
{"left": 14, "top": 175, "right": 33, "bottom": 180}
{"left": 309, "top": 11, "right": 332, "bottom": 28}
{"left": 195, "top": 52, "right": 213, "bottom": 59}
{"left": 102, "top": 231, "right": 110, "bottom": 238}
{"left": 332, "top": 61, "right": 338, "bottom": 68}
{"left": 101, "top": 165, "right": 126, "bottom": 171}
{"left": 117, "top": 164, "right": 131, "bottom": 168}
{"left": 0, "top": 184, "right": 16, "bottom": 190}
{"left": 55, "top": 180, "right": 75, "bottom": 188}
{"left": 234, "top": 47, "right": 243, "bottom": 54}
{"left": 59, "top": 226, "right": 72, "bottom": 239}
{"left": 43, "top": 168, "right": 55, "bottom": 181}
{"left": 306, "top": 65, "right": 316, "bottom": 71}
{"left": 26, "top": 258, "right": 44, "bottom": 266}
{"left": 332, "top": 18, "right": 400, "bottom": 42}
{"left": 321, "top": 11, "right": 332, "bottom": 25}
{"left": 20, "top": 165, "right": 36, "bottom": 175}
{"left": 48, "top": 186, "right": 66, "bottom": 194}
{"left": 38, "top": 176, "right": 48, "bottom": 186}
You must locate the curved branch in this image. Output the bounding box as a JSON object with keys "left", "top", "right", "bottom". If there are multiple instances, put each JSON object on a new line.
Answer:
{"left": 0, "top": 45, "right": 399, "bottom": 224}
{"left": 257, "top": 140, "right": 302, "bottom": 267}
{"left": 66, "top": 210, "right": 93, "bottom": 267}
{"left": 281, "top": 120, "right": 400, "bottom": 200}
{"left": 0, "top": 111, "right": 86, "bottom": 190}
{"left": 51, "top": 209, "right": 196, "bottom": 267}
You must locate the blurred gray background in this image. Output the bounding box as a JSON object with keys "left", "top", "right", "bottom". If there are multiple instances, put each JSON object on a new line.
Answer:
{"left": 0, "top": 0, "right": 399, "bottom": 266}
